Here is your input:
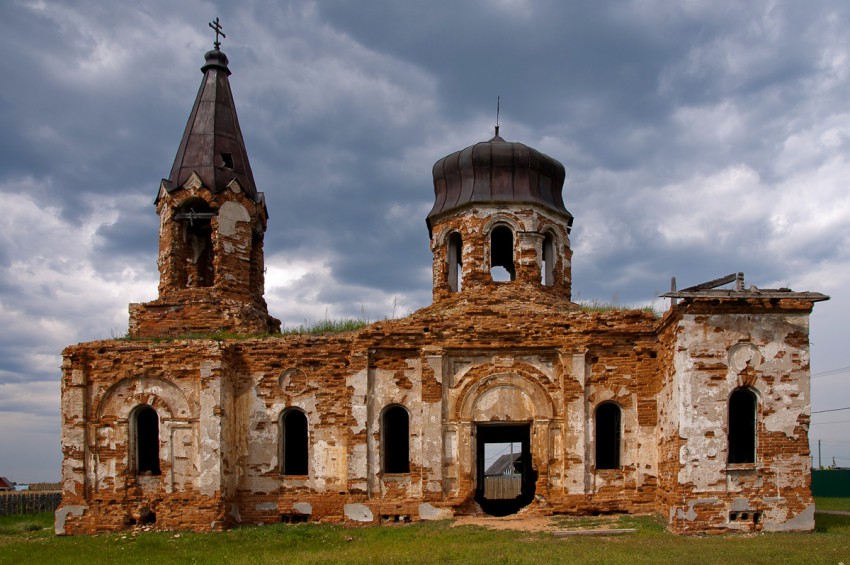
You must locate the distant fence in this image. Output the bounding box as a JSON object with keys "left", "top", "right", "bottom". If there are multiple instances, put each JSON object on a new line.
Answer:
{"left": 0, "top": 491, "right": 62, "bottom": 516}
{"left": 812, "top": 470, "right": 850, "bottom": 497}
{"left": 484, "top": 476, "right": 522, "bottom": 500}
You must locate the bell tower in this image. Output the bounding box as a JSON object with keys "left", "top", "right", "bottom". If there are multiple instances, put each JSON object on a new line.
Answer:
{"left": 427, "top": 130, "right": 573, "bottom": 301}
{"left": 129, "top": 32, "right": 280, "bottom": 337}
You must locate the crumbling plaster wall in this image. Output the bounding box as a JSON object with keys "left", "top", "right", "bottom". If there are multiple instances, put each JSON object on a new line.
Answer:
{"left": 57, "top": 341, "right": 230, "bottom": 534}
{"left": 60, "top": 293, "right": 819, "bottom": 534}
{"left": 667, "top": 302, "right": 814, "bottom": 533}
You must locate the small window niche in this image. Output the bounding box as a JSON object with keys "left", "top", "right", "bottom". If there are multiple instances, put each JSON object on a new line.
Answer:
{"left": 220, "top": 152, "right": 234, "bottom": 169}
{"left": 447, "top": 232, "right": 463, "bottom": 293}
{"left": 490, "top": 225, "right": 515, "bottom": 282}
{"left": 595, "top": 402, "right": 622, "bottom": 470}
{"left": 382, "top": 405, "right": 410, "bottom": 474}
{"left": 728, "top": 388, "right": 757, "bottom": 465}
{"left": 281, "top": 408, "right": 309, "bottom": 476}
{"left": 133, "top": 405, "right": 161, "bottom": 476}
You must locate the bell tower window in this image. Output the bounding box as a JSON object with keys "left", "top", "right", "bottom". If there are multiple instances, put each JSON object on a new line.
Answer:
{"left": 542, "top": 233, "right": 555, "bottom": 286}
{"left": 490, "top": 225, "right": 515, "bottom": 282}
{"left": 174, "top": 199, "right": 216, "bottom": 288}
{"left": 448, "top": 232, "right": 463, "bottom": 293}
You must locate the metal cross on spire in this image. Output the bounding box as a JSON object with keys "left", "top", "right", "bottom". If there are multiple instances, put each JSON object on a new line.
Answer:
{"left": 209, "top": 17, "right": 226, "bottom": 50}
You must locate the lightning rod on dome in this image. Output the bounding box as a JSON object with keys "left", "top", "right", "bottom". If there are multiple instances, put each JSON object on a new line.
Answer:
{"left": 495, "top": 96, "right": 501, "bottom": 137}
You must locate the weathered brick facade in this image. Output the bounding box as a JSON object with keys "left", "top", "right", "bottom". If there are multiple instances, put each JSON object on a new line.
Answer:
{"left": 57, "top": 45, "right": 828, "bottom": 535}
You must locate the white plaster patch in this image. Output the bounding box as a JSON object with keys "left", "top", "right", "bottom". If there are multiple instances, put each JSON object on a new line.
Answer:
{"left": 218, "top": 201, "right": 250, "bottom": 236}
{"left": 344, "top": 503, "right": 374, "bottom": 522}
{"left": 472, "top": 386, "right": 535, "bottom": 421}
{"left": 293, "top": 502, "right": 312, "bottom": 515}
{"left": 764, "top": 408, "right": 803, "bottom": 439}
{"left": 418, "top": 503, "right": 453, "bottom": 520}
{"left": 55, "top": 505, "right": 86, "bottom": 535}
{"left": 764, "top": 504, "right": 815, "bottom": 532}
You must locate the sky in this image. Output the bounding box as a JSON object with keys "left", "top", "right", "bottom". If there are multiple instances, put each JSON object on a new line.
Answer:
{"left": 0, "top": 0, "right": 848, "bottom": 482}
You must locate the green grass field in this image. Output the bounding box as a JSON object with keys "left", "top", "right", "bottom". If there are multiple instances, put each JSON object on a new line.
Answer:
{"left": 1, "top": 499, "right": 848, "bottom": 564}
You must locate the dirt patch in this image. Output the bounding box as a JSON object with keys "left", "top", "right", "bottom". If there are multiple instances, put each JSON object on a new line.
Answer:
{"left": 452, "top": 514, "right": 628, "bottom": 533}
{"left": 453, "top": 515, "right": 560, "bottom": 532}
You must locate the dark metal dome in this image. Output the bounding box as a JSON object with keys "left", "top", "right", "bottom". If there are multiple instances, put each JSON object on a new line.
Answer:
{"left": 428, "top": 134, "right": 570, "bottom": 231}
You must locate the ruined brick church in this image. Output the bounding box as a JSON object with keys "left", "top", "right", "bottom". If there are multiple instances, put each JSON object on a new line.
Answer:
{"left": 57, "top": 41, "right": 828, "bottom": 535}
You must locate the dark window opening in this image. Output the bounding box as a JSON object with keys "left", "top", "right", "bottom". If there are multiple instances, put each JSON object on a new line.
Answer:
{"left": 249, "top": 229, "right": 263, "bottom": 299}
{"left": 135, "top": 406, "right": 161, "bottom": 476}
{"left": 175, "top": 199, "right": 215, "bottom": 288}
{"left": 447, "top": 232, "right": 463, "bottom": 293}
{"left": 382, "top": 405, "right": 410, "bottom": 473}
{"left": 490, "top": 226, "right": 516, "bottom": 281}
{"left": 139, "top": 507, "right": 156, "bottom": 525}
{"left": 728, "top": 388, "right": 757, "bottom": 464}
{"left": 475, "top": 424, "right": 536, "bottom": 516}
{"left": 595, "top": 403, "right": 622, "bottom": 470}
{"left": 380, "top": 514, "right": 411, "bottom": 524}
{"left": 220, "top": 152, "right": 234, "bottom": 169}
{"left": 280, "top": 513, "right": 308, "bottom": 524}
{"left": 281, "top": 409, "right": 309, "bottom": 476}
{"left": 541, "top": 233, "right": 555, "bottom": 286}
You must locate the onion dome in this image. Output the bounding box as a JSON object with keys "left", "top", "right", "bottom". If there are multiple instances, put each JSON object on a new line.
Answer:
{"left": 428, "top": 133, "right": 570, "bottom": 232}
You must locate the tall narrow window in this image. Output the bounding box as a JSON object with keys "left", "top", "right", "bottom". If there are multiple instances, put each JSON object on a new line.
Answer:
{"left": 134, "top": 405, "right": 161, "bottom": 476}
{"left": 490, "top": 225, "right": 515, "bottom": 281}
{"left": 382, "top": 405, "right": 410, "bottom": 473}
{"left": 447, "top": 232, "right": 463, "bottom": 293}
{"left": 174, "top": 199, "right": 215, "bottom": 288}
{"left": 249, "top": 229, "right": 264, "bottom": 299}
{"left": 281, "top": 409, "right": 309, "bottom": 475}
{"left": 728, "top": 388, "right": 757, "bottom": 464}
{"left": 595, "top": 403, "right": 621, "bottom": 470}
{"left": 541, "top": 233, "right": 555, "bottom": 286}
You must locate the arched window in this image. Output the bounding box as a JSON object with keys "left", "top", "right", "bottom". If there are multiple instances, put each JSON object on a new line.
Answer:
{"left": 541, "top": 233, "right": 555, "bottom": 286}
{"left": 728, "top": 388, "right": 757, "bottom": 464}
{"left": 595, "top": 403, "right": 621, "bottom": 470}
{"left": 133, "top": 405, "right": 161, "bottom": 476}
{"left": 281, "top": 409, "right": 309, "bottom": 476}
{"left": 382, "top": 405, "right": 410, "bottom": 473}
{"left": 174, "top": 198, "right": 215, "bottom": 288}
{"left": 447, "top": 232, "right": 463, "bottom": 293}
{"left": 490, "top": 225, "right": 515, "bottom": 282}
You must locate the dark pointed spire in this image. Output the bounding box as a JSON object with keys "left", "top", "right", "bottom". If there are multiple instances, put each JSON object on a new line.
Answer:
{"left": 163, "top": 37, "right": 258, "bottom": 200}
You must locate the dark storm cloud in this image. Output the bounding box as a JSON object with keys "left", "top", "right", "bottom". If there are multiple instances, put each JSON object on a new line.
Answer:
{"left": 2, "top": 0, "right": 850, "bottom": 479}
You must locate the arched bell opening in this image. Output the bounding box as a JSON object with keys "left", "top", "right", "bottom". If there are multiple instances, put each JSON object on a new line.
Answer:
{"left": 541, "top": 232, "right": 555, "bottom": 287}
{"left": 174, "top": 198, "right": 216, "bottom": 288}
{"left": 447, "top": 232, "right": 463, "bottom": 293}
{"left": 490, "top": 225, "right": 515, "bottom": 282}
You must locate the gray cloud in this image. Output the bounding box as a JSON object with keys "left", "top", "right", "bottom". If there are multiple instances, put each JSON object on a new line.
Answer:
{"left": 0, "top": 0, "right": 848, "bottom": 480}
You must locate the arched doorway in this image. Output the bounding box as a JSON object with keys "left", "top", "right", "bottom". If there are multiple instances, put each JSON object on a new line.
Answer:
{"left": 475, "top": 423, "right": 536, "bottom": 516}
{"left": 456, "top": 367, "right": 555, "bottom": 517}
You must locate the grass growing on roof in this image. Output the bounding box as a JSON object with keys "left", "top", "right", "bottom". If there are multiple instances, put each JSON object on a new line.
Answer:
{"left": 578, "top": 299, "right": 660, "bottom": 316}
{"left": 280, "top": 318, "right": 370, "bottom": 336}
{"left": 113, "top": 318, "right": 371, "bottom": 342}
